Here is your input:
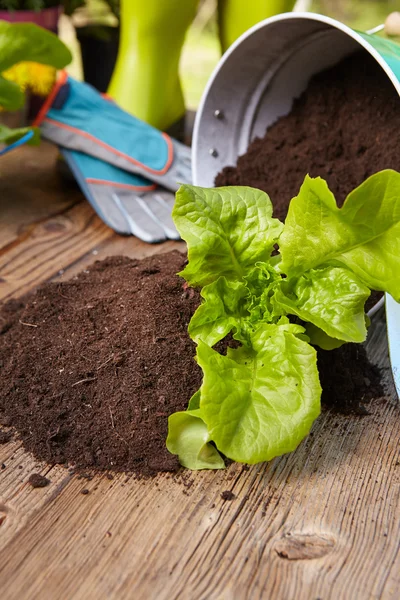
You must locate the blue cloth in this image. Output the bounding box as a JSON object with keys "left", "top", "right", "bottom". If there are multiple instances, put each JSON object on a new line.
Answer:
{"left": 64, "top": 148, "right": 154, "bottom": 188}
{"left": 45, "top": 77, "right": 170, "bottom": 173}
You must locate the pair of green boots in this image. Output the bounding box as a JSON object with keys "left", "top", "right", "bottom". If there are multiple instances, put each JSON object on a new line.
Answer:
{"left": 108, "top": 0, "right": 297, "bottom": 131}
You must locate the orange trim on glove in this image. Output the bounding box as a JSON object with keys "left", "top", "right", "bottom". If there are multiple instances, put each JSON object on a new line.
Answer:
{"left": 86, "top": 178, "right": 156, "bottom": 192}
{"left": 32, "top": 70, "right": 69, "bottom": 127}
{"left": 43, "top": 116, "right": 174, "bottom": 176}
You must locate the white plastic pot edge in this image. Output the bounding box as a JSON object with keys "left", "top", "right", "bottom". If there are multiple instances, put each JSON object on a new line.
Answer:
{"left": 367, "top": 296, "right": 385, "bottom": 319}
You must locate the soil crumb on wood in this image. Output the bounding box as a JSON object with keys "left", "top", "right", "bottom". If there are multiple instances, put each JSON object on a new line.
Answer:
{"left": 221, "top": 490, "right": 236, "bottom": 501}
{"left": 0, "top": 251, "right": 202, "bottom": 477}
{"left": 0, "top": 430, "right": 12, "bottom": 444}
{"left": 28, "top": 473, "right": 50, "bottom": 488}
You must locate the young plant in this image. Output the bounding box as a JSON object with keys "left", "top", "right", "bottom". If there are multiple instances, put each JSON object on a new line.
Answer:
{"left": 166, "top": 170, "right": 400, "bottom": 469}
{"left": 0, "top": 20, "right": 72, "bottom": 145}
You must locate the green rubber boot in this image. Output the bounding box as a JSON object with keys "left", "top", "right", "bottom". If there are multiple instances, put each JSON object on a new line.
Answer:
{"left": 218, "top": 0, "right": 297, "bottom": 52}
{"left": 108, "top": 0, "right": 198, "bottom": 131}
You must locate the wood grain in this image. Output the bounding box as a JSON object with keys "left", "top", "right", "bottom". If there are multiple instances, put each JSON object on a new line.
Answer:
{"left": 0, "top": 201, "right": 114, "bottom": 300}
{"left": 0, "top": 143, "right": 80, "bottom": 249}
{"left": 0, "top": 146, "right": 399, "bottom": 600}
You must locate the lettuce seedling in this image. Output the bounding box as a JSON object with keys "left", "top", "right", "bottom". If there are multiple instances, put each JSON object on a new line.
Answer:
{"left": 166, "top": 171, "right": 400, "bottom": 469}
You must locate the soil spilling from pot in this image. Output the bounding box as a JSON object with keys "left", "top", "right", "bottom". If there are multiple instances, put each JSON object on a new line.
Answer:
{"left": 215, "top": 51, "right": 399, "bottom": 310}
{"left": 215, "top": 51, "right": 400, "bottom": 210}
{"left": 0, "top": 251, "right": 383, "bottom": 476}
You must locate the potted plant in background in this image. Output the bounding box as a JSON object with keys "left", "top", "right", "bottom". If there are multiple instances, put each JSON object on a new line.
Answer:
{"left": 66, "top": 0, "right": 119, "bottom": 92}
{"left": 0, "top": 0, "right": 67, "bottom": 121}
{"left": 0, "top": 1, "right": 119, "bottom": 117}
{"left": 0, "top": 19, "right": 72, "bottom": 148}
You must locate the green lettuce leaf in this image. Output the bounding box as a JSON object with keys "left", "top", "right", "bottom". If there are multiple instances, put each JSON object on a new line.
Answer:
{"left": 272, "top": 266, "right": 370, "bottom": 343}
{"left": 189, "top": 265, "right": 282, "bottom": 348}
{"left": 0, "top": 123, "right": 40, "bottom": 145}
{"left": 304, "top": 323, "right": 346, "bottom": 350}
{"left": 0, "top": 21, "right": 72, "bottom": 73}
{"left": 197, "top": 323, "right": 321, "bottom": 463}
{"left": 173, "top": 185, "right": 283, "bottom": 287}
{"left": 166, "top": 409, "right": 225, "bottom": 470}
{"left": 189, "top": 277, "right": 248, "bottom": 346}
{"left": 0, "top": 75, "right": 25, "bottom": 111}
{"left": 244, "top": 262, "right": 281, "bottom": 324}
{"left": 279, "top": 171, "right": 400, "bottom": 299}
{"left": 188, "top": 389, "right": 201, "bottom": 410}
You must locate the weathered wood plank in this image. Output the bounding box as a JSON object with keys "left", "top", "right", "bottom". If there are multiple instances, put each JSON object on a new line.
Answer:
{"left": 0, "top": 143, "right": 80, "bottom": 249}
{"left": 0, "top": 201, "right": 114, "bottom": 301}
{"left": 0, "top": 146, "right": 399, "bottom": 600}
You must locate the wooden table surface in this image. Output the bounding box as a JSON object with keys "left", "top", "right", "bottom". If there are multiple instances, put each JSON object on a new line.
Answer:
{"left": 0, "top": 143, "right": 399, "bottom": 600}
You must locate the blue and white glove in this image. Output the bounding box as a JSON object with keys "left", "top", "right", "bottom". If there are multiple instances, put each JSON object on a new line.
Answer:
{"left": 34, "top": 74, "right": 191, "bottom": 241}
{"left": 37, "top": 74, "right": 192, "bottom": 192}
{"left": 61, "top": 148, "right": 179, "bottom": 241}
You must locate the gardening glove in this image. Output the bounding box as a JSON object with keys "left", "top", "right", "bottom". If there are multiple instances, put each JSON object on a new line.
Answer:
{"left": 61, "top": 147, "right": 179, "bottom": 243}
{"left": 35, "top": 73, "right": 192, "bottom": 192}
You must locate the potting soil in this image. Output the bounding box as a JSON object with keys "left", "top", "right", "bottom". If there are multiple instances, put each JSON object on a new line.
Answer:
{"left": 0, "top": 252, "right": 383, "bottom": 476}
{"left": 215, "top": 52, "right": 400, "bottom": 211}
{"left": 0, "top": 252, "right": 202, "bottom": 476}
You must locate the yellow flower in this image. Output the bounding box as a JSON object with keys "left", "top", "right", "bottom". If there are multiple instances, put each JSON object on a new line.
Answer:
{"left": 2, "top": 62, "right": 56, "bottom": 97}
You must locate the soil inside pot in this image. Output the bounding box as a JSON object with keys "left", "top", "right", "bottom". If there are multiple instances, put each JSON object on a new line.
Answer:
{"left": 0, "top": 251, "right": 383, "bottom": 476}
{"left": 215, "top": 51, "right": 400, "bottom": 311}
{"left": 215, "top": 51, "right": 400, "bottom": 210}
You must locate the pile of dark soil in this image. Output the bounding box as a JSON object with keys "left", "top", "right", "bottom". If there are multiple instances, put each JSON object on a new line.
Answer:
{"left": 215, "top": 51, "right": 400, "bottom": 214}
{"left": 0, "top": 251, "right": 202, "bottom": 476}
{"left": 0, "top": 252, "right": 383, "bottom": 476}
{"left": 318, "top": 344, "right": 383, "bottom": 415}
